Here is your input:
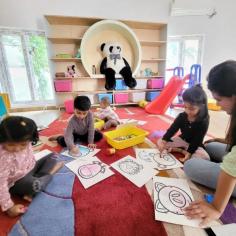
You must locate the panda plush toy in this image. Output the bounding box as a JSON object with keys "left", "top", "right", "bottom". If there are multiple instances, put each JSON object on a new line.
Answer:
{"left": 100, "top": 42, "right": 137, "bottom": 90}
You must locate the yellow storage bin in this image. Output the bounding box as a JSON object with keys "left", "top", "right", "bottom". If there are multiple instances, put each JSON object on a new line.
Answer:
{"left": 94, "top": 118, "right": 105, "bottom": 130}
{"left": 104, "top": 125, "right": 149, "bottom": 149}
{"left": 208, "top": 98, "right": 221, "bottom": 111}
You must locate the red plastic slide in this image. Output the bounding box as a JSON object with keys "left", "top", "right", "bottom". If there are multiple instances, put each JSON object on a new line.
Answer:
{"left": 145, "top": 75, "right": 189, "bottom": 114}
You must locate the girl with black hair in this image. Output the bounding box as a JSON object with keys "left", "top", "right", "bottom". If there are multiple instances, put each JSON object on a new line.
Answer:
{"left": 157, "top": 85, "right": 210, "bottom": 162}
{"left": 184, "top": 60, "right": 236, "bottom": 226}
{"left": 0, "top": 116, "right": 63, "bottom": 217}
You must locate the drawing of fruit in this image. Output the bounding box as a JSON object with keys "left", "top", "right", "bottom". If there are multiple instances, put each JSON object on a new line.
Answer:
{"left": 78, "top": 161, "right": 106, "bottom": 179}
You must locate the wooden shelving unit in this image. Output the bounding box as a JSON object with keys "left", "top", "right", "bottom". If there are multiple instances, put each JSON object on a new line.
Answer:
{"left": 54, "top": 75, "right": 165, "bottom": 80}
{"left": 141, "top": 59, "right": 166, "bottom": 63}
{"left": 140, "top": 40, "right": 166, "bottom": 47}
{"left": 51, "top": 58, "right": 81, "bottom": 62}
{"left": 45, "top": 15, "right": 167, "bottom": 107}
{"left": 56, "top": 88, "right": 162, "bottom": 94}
{"left": 48, "top": 37, "right": 82, "bottom": 44}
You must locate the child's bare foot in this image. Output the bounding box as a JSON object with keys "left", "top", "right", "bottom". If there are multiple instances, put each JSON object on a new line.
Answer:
{"left": 49, "top": 162, "right": 64, "bottom": 175}
{"left": 48, "top": 135, "right": 60, "bottom": 142}
{"left": 23, "top": 195, "right": 32, "bottom": 202}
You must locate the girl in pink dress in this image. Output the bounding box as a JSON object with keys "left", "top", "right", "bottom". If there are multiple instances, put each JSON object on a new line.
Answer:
{"left": 0, "top": 116, "right": 62, "bottom": 217}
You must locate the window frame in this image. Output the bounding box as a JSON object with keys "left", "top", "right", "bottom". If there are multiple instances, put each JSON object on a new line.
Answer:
{"left": 0, "top": 27, "right": 55, "bottom": 107}
{"left": 167, "top": 34, "right": 204, "bottom": 73}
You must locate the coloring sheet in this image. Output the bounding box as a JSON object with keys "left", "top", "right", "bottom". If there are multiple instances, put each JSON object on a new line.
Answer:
{"left": 66, "top": 156, "right": 114, "bottom": 189}
{"left": 153, "top": 176, "right": 200, "bottom": 227}
{"left": 61, "top": 144, "right": 100, "bottom": 159}
{"left": 135, "top": 148, "right": 183, "bottom": 170}
{"left": 119, "top": 119, "right": 147, "bottom": 127}
{"left": 111, "top": 155, "right": 157, "bottom": 187}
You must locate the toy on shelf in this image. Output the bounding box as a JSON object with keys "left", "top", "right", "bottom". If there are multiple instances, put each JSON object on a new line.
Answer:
{"left": 75, "top": 48, "right": 81, "bottom": 59}
{"left": 65, "top": 65, "right": 78, "bottom": 78}
{"left": 55, "top": 65, "right": 78, "bottom": 78}
{"left": 56, "top": 53, "right": 72, "bottom": 58}
{"left": 100, "top": 42, "right": 137, "bottom": 90}
{"left": 144, "top": 68, "right": 152, "bottom": 77}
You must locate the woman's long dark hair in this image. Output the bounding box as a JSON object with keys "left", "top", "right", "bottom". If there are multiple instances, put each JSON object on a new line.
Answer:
{"left": 182, "top": 84, "right": 209, "bottom": 122}
{"left": 0, "top": 116, "right": 39, "bottom": 145}
{"left": 207, "top": 60, "right": 236, "bottom": 149}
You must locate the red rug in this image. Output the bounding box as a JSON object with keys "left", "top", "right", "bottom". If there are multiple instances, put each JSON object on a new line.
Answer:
{"left": 1, "top": 107, "right": 170, "bottom": 236}
{"left": 73, "top": 139, "right": 167, "bottom": 236}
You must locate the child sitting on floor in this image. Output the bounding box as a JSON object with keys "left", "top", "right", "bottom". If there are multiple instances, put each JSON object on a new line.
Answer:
{"left": 157, "top": 85, "right": 210, "bottom": 162}
{"left": 95, "top": 96, "right": 120, "bottom": 130}
{"left": 0, "top": 116, "right": 63, "bottom": 217}
{"left": 49, "top": 96, "right": 103, "bottom": 156}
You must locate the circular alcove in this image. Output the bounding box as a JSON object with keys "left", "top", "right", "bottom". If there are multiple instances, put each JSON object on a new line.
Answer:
{"left": 80, "top": 19, "right": 142, "bottom": 77}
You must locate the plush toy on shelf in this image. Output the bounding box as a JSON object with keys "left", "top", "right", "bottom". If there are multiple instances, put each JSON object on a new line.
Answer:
{"left": 65, "top": 65, "right": 78, "bottom": 78}
{"left": 100, "top": 42, "right": 137, "bottom": 90}
{"left": 75, "top": 48, "right": 81, "bottom": 59}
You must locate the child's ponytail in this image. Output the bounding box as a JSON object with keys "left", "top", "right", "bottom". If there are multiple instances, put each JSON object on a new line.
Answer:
{"left": 0, "top": 116, "right": 39, "bottom": 144}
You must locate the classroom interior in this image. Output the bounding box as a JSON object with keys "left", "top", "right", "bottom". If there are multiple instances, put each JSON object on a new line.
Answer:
{"left": 0, "top": 0, "right": 235, "bottom": 235}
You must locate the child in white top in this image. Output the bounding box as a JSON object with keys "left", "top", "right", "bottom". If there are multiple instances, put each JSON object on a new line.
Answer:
{"left": 95, "top": 97, "right": 119, "bottom": 130}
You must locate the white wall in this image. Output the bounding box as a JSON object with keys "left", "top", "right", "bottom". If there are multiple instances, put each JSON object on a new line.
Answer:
{"left": 168, "top": 0, "right": 236, "bottom": 80}
{"left": 0, "top": 0, "right": 170, "bottom": 31}
{"left": 1, "top": 0, "right": 236, "bottom": 85}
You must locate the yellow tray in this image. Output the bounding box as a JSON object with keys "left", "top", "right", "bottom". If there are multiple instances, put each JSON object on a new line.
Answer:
{"left": 94, "top": 118, "right": 105, "bottom": 130}
{"left": 208, "top": 99, "right": 221, "bottom": 111}
{"left": 104, "top": 125, "right": 149, "bottom": 149}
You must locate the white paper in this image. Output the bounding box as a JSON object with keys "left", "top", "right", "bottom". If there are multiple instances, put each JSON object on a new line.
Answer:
{"left": 153, "top": 176, "right": 200, "bottom": 227}
{"left": 34, "top": 149, "right": 52, "bottom": 161}
{"left": 61, "top": 144, "right": 100, "bottom": 159}
{"left": 111, "top": 155, "right": 157, "bottom": 187}
{"left": 211, "top": 224, "right": 236, "bottom": 236}
{"left": 135, "top": 148, "right": 183, "bottom": 170}
{"left": 66, "top": 156, "right": 114, "bottom": 189}
{"left": 119, "top": 119, "right": 146, "bottom": 126}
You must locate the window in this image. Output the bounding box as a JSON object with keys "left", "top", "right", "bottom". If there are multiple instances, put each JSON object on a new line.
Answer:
{"left": 0, "top": 28, "right": 54, "bottom": 107}
{"left": 166, "top": 35, "right": 204, "bottom": 81}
